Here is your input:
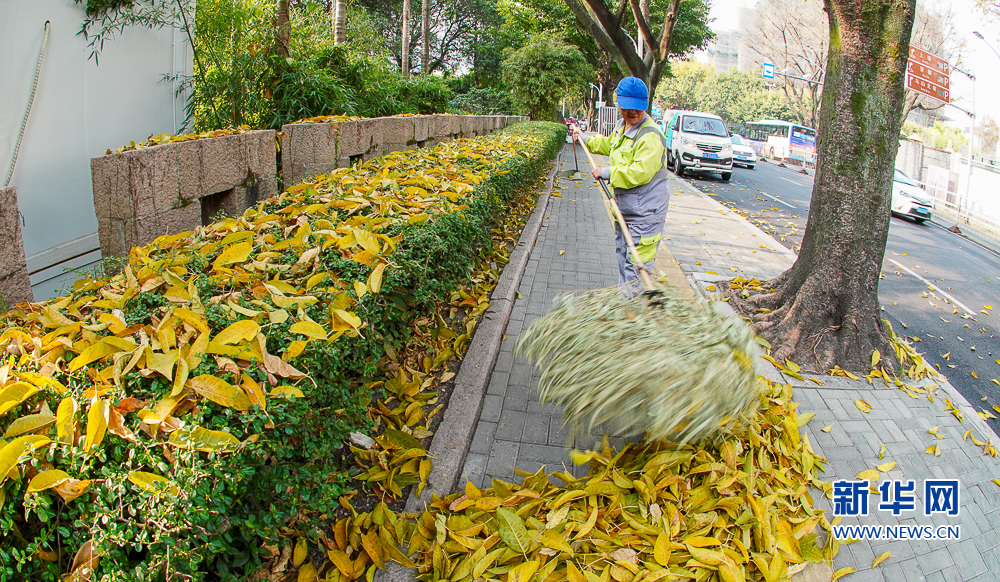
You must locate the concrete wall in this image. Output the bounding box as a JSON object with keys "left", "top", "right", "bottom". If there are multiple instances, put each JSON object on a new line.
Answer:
{"left": 0, "top": 186, "right": 33, "bottom": 306}
{"left": 280, "top": 115, "right": 526, "bottom": 186}
{"left": 1, "top": 1, "right": 192, "bottom": 298}
{"left": 91, "top": 130, "right": 277, "bottom": 257}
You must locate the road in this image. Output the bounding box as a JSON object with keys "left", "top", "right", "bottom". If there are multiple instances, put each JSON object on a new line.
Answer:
{"left": 680, "top": 160, "right": 1000, "bottom": 435}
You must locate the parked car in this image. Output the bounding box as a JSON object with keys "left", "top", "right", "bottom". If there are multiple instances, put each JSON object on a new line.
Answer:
{"left": 664, "top": 110, "right": 733, "bottom": 181}
{"left": 730, "top": 135, "right": 757, "bottom": 169}
{"left": 890, "top": 168, "right": 933, "bottom": 224}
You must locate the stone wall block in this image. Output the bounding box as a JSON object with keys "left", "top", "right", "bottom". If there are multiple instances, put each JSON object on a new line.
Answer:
{"left": 433, "top": 116, "right": 458, "bottom": 139}
{"left": 200, "top": 133, "right": 248, "bottom": 196}
{"left": 125, "top": 149, "right": 166, "bottom": 220}
{"left": 245, "top": 130, "right": 278, "bottom": 184}
{"left": 146, "top": 142, "right": 188, "bottom": 215}
{"left": 412, "top": 116, "right": 432, "bottom": 142}
{"left": 337, "top": 119, "right": 382, "bottom": 158}
{"left": 175, "top": 139, "right": 204, "bottom": 205}
{"left": 457, "top": 116, "right": 476, "bottom": 138}
{"left": 380, "top": 117, "right": 416, "bottom": 146}
{"left": 97, "top": 219, "right": 126, "bottom": 258}
{"left": 90, "top": 154, "right": 132, "bottom": 221}
{"left": 0, "top": 186, "right": 33, "bottom": 305}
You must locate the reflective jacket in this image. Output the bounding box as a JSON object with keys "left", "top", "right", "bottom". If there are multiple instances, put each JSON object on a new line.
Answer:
{"left": 585, "top": 115, "right": 670, "bottom": 226}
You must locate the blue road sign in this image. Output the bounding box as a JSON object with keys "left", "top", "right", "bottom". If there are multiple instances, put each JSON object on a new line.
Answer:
{"left": 763, "top": 63, "right": 776, "bottom": 79}
{"left": 652, "top": 106, "right": 662, "bottom": 116}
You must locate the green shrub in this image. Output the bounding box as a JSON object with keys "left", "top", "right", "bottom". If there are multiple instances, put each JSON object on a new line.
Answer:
{"left": 452, "top": 87, "right": 514, "bottom": 115}
{"left": 0, "top": 121, "right": 564, "bottom": 581}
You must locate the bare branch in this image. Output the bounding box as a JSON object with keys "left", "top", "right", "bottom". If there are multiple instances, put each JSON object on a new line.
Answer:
{"left": 656, "top": 0, "right": 683, "bottom": 61}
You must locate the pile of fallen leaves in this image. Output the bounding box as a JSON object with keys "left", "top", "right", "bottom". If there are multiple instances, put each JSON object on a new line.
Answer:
{"left": 289, "top": 115, "right": 365, "bottom": 125}
{"left": 105, "top": 125, "right": 260, "bottom": 155}
{"left": 407, "top": 378, "right": 836, "bottom": 582}
{"left": 0, "top": 121, "right": 565, "bottom": 580}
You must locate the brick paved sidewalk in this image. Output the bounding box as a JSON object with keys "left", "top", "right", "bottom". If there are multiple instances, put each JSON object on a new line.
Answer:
{"left": 460, "top": 145, "right": 1000, "bottom": 581}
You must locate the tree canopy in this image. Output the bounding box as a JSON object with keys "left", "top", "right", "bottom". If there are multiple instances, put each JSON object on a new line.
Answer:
{"left": 502, "top": 32, "right": 593, "bottom": 120}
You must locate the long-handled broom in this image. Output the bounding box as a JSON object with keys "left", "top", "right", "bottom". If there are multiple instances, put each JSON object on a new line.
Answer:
{"left": 515, "top": 129, "right": 761, "bottom": 445}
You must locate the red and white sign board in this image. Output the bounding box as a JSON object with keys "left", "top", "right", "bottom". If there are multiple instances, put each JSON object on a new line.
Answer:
{"left": 906, "top": 46, "right": 950, "bottom": 103}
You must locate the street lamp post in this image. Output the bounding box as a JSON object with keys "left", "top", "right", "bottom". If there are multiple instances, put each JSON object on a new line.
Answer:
{"left": 589, "top": 83, "right": 603, "bottom": 105}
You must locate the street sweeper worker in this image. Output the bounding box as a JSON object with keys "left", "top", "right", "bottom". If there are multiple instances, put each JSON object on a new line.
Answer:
{"left": 572, "top": 77, "right": 670, "bottom": 287}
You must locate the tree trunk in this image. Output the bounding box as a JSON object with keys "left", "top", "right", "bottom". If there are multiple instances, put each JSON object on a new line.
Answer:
{"left": 333, "top": 0, "right": 346, "bottom": 45}
{"left": 724, "top": 0, "right": 917, "bottom": 374}
{"left": 421, "top": 0, "right": 430, "bottom": 75}
{"left": 401, "top": 0, "right": 411, "bottom": 77}
{"left": 274, "top": 0, "right": 290, "bottom": 58}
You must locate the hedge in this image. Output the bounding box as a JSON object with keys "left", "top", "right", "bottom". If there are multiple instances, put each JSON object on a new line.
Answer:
{"left": 0, "top": 121, "right": 565, "bottom": 581}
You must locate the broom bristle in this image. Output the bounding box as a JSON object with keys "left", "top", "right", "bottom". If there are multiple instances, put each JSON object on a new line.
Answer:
{"left": 515, "top": 283, "right": 761, "bottom": 444}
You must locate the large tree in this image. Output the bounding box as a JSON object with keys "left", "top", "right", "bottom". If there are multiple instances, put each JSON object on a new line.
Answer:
{"left": 562, "top": 0, "right": 710, "bottom": 106}
{"left": 724, "top": 0, "right": 917, "bottom": 373}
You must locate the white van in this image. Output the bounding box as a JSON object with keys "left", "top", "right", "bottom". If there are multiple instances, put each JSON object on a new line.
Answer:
{"left": 665, "top": 111, "right": 733, "bottom": 181}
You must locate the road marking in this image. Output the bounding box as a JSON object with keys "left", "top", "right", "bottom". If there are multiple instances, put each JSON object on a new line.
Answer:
{"left": 886, "top": 258, "right": 976, "bottom": 316}
{"left": 759, "top": 192, "right": 796, "bottom": 209}
{"left": 779, "top": 176, "right": 809, "bottom": 187}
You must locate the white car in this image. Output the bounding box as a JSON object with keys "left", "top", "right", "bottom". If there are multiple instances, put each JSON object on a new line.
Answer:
{"left": 730, "top": 135, "right": 756, "bottom": 169}
{"left": 665, "top": 111, "right": 734, "bottom": 181}
{"left": 890, "top": 169, "right": 932, "bottom": 224}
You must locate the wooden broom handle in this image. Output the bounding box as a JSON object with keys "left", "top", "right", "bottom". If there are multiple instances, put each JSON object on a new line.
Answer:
{"left": 575, "top": 126, "right": 656, "bottom": 292}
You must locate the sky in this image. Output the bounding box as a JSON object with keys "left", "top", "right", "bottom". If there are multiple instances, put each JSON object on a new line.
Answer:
{"left": 702, "top": 0, "right": 1000, "bottom": 135}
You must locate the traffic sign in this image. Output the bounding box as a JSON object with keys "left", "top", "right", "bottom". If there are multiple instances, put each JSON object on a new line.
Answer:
{"left": 906, "top": 46, "right": 950, "bottom": 103}
{"left": 763, "top": 63, "right": 775, "bottom": 79}
{"left": 652, "top": 106, "right": 662, "bottom": 116}
{"left": 906, "top": 74, "right": 950, "bottom": 103}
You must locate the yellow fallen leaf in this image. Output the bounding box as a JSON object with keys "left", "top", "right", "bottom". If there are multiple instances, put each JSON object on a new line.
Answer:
{"left": 872, "top": 551, "right": 891, "bottom": 567}
{"left": 854, "top": 399, "right": 872, "bottom": 413}
{"left": 289, "top": 321, "right": 328, "bottom": 340}
{"left": 833, "top": 567, "right": 855, "bottom": 581}
{"left": 821, "top": 425, "right": 833, "bottom": 432}
{"left": 876, "top": 462, "right": 896, "bottom": 472}
{"left": 559, "top": 250, "right": 565, "bottom": 256}
{"left": 857, "top": 469, "right": 879, "bottom": 481}
{"left": 992, "top": 479, "right": 1000, "bottom": 488}
{"left": 878, "top": 443, "right": 886, "bottom": 459}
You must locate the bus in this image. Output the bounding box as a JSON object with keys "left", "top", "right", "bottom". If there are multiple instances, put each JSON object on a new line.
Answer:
{"left": 744, "top": 120, "right": 817, "bottom": 165}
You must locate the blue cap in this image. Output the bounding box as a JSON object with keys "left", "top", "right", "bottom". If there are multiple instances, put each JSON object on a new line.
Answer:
{"left": 616, "top": 77, "right": 649, "bottom": 111}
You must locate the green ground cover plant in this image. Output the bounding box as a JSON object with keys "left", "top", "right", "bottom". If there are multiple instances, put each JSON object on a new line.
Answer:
{"left": 0, "top": 121, "right": 564, "bottom": 581}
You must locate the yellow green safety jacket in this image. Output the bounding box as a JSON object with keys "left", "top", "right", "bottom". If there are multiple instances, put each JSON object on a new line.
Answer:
{"left": 585, "top": 114, "right": 670, "bottom": 228}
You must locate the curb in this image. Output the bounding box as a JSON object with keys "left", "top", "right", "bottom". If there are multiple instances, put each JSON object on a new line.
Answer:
{"left": 381, "top": 146, "right": 563, "bottom": 582}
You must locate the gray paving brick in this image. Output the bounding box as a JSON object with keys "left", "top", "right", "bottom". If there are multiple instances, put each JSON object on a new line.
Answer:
{"left": 486, "top": 440, "right": 519, "bottom": 478}
{"left": 480, "top": 394, "right": 503, "bottom": 422}
{"left": 463, "top": 453, "right": 488, "bottom": 489}
{"left": 470, "top": 422, "right": 497, "bottom": 454}
{"left": 495, "top": 409, "right": 526, "bottom": 441}
{"left": 521, "top": 414, "right": 550, "bottom": 445}
{"left": 951, "top": 538, "right": 989, "bottom": 579}
{"left": 917, "top": 546, "right": 955, "bottom": 574}
{"left": 503, "top": 385, "right": 530, "bottom": 412}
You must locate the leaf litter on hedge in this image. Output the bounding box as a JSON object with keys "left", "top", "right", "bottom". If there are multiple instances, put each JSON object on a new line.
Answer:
{"left": 0, "top": 121, "right": 565, "bottom": 580}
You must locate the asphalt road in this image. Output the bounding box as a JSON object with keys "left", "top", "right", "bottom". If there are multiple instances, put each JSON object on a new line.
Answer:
{"left": 680, "top": 160, "right": 1000, "bottom": 435}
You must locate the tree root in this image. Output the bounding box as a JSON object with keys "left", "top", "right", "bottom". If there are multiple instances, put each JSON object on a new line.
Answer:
{"left": 724, "top": 268, "right": 898, "bottom": 375}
